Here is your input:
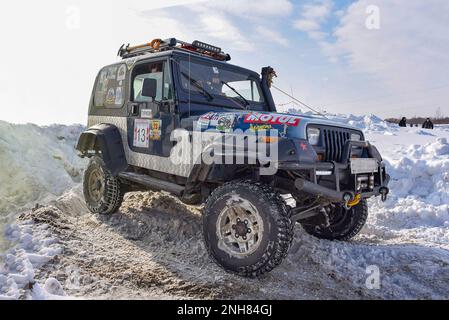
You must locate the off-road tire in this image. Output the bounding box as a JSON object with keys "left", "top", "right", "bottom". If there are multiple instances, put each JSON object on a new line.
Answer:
{"left": 83, "top": 156, "right": 123, "bottom": 214}
{"left": 300, "top": 200, "right": 368, "bottom": 241}
{"left": 203, "top": 181, "right": 294, "bottom": 278}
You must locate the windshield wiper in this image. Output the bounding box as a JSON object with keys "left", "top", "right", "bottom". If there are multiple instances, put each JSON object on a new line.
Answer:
{"left": 180, "top": 71, "right": 214, "bottom": 101}
{"left": 221, "top": 81, "right": 250, "bottom": 110}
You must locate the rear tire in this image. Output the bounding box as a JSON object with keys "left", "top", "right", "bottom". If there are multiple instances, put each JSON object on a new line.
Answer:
{"left": 300, "top": 200, "right": 368, "bottom": 241}
{"left": 203, "top": 181, "right": 294, "bottom": 277}
{"left": 83, "top": 156, "right": 123, "bottom": 214}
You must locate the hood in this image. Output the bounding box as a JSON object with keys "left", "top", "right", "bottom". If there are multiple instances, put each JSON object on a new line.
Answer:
{"left": 196, "top": 111, "right": 362, "bottom": 139}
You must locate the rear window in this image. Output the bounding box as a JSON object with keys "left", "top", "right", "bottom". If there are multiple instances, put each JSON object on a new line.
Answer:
{"left": 94, "top": 64, "right": 127, "bottom": 108}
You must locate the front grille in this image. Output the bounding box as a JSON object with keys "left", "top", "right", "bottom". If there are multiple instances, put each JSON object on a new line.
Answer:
{"left": 322, "top": 128, "right": 351, "bottom": 162}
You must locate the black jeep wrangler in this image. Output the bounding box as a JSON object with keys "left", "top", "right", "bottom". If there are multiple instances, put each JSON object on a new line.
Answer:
{"left": 76, "top": 38, "right": 389, "bottom": 277}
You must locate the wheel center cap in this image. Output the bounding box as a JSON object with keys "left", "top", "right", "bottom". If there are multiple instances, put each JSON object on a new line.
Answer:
{"left": 233, "top": 220, "right": 249, "bottom": 237}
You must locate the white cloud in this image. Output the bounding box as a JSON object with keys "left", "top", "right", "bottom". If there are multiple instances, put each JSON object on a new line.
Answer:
{"left": 254, "top": 26, "right": 289, "bottom": 47}
{"left": 140, "top": 0, "right": 293, "bottom": 53}
{"left": 205, "top": 0, "right": 293, "bottom": 18}
{"left": 302, "top": 1, "right": 332, "bottom": 20}
{"left": 293, "top": 19, "right": 320, "bottom": 32}
{"left": 197, "top": 13, "right": 253, "bottom": 51}
{"left": 127, "top": 0, "right": 205, "bottom": 11}
{"left": 293, "top": 0, "right": 333, "bottom": 38}
{"left": 322, "top": 0, "right": 449, "bottom": 115}
{"left": 309, "top": 30, "right": 328, "bottom": 40}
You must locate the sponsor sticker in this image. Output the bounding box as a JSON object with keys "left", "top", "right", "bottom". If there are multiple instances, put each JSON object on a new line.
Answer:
{"left": 115, "top": 87, "right": 123, "bottom": 105}
{"left": 141, "top": 109, "right": 153, "bottom": 119}
{"left": 107, "top": 66, "right": 118, "bottom": 80}
{"left": 99, "top": 70, "right": 107, "bottom": 87}
{"left": 198, "top": 112, "right": 235, "bottom": 131}
{"left": 150, "top": 120, "right": 162, "bottom": 141}
{"left": 117, "top": 65, "right": 127, "bottom": 81}
{"left": 216, "top": 115, "right": 235, "bottom": 132}
{"left": 105, "top": 88, "right": 116, "bottom": 105}
{"left": 198, "top": 112, "right": 219, "bottom": 125}
{"left": 125, "top": 57, "right": 137, "bottom": 70}
{"left": 133, "top": 119, "right": 150, "bottom": 148}
{"left": 244, "top": 113, "right": 300, "bottom": 126}
{"left": 249, "top": 124, "right": 272, "bottom": 132}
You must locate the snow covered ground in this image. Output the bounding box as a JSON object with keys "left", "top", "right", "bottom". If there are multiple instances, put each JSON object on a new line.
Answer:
{"left": 1, "top": 115, "right": 449, "bottom": 299}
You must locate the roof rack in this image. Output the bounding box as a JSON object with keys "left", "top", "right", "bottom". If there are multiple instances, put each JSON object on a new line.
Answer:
{"left": 118, "top": 38, "right": 231, "bottom": 61}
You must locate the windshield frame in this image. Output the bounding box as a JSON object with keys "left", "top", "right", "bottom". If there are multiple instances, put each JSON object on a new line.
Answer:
{"left": 172, "top": 53, "right": 268, "bottom": 112}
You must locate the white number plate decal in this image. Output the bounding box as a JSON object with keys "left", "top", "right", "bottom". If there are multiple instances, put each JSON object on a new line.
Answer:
{"left": 133, "top": 119, "right": 150, "bottom": 148}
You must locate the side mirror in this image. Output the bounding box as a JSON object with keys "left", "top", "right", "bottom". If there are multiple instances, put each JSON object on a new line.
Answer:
{"left": 141, "top": 78, "right": 157, "bottom": 99}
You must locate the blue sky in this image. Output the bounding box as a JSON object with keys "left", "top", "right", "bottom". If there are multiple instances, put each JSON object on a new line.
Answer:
{"left": 0, "top": 0, "right": 448, "bottom": 124}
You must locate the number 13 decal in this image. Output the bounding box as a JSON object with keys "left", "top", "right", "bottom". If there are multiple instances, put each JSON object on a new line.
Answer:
{"left": 133, "top": 119, "right": 150, "bottom": 148}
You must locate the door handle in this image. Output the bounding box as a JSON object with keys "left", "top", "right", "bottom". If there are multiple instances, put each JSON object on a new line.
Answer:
{"left": 132, "top": 105, "right": 139, "bottom": 116}
{"left": 127, "top": 103, "right": 140, "bottom": 116}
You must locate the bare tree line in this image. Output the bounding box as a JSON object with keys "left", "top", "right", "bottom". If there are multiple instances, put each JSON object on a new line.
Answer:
{"left": 386, "top": 107, "right": 448, "bottom": 125}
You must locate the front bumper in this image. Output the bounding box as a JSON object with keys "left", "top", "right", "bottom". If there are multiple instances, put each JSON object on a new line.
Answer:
{"left": 278, "top": 140, "right": 390, "bottom": 204}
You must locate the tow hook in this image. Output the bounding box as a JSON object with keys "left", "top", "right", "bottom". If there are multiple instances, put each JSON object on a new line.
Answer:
{"left": 343, "top": 193, "right": 353, "bottom": 210}
{"left": 344, "top": 193, "right": 361, "bottom": 210}
{"left": 379, "top": 187, "right": 389, "bottom": 202}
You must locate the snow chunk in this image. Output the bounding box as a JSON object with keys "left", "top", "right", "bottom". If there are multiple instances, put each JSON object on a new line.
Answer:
{"left": 0, "top": 218, "right": 64, "bottom": 299}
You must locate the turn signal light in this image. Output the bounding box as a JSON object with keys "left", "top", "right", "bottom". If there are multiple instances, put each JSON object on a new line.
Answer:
{"left": 259, "top": 136, "right": 279, "bottom": 143}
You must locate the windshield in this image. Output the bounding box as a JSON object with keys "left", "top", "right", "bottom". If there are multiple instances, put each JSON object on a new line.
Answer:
{"left": 178, "top": 60, "right": 264, "bottom": 104}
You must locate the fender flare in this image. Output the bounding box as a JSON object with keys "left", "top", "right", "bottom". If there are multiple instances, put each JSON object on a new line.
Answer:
{"left": 186, "top": 138, "right": 317, "bottom": 191}
{"left": 185, "top": 144, "right": 261, "bottom": 186}
{"left": 76, "top": 123, "right": 127, "bottom": 176}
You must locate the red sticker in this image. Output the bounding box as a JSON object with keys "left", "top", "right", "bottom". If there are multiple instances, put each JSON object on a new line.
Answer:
{"left": 244, "top": 113, "right": 301, "bottom": 126}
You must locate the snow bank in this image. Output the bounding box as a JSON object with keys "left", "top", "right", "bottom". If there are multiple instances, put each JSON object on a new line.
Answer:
{"left": 326, "top": 113, "right": 398, "bottom": 134}
{"left": 369, "top": 137, "right": 449, "bottom": 233}
{"left": 321, "top": 113, "right": 449, "bottom": 231}
{"left": 0, "top": 121, "right": 86, "bottom": 215}
{"left": 285, "top": 108, "right": 398, "bottom": 134}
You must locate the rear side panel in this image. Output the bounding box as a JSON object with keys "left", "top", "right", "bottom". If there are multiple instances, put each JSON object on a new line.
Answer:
{"left": 87, "top": 115, "right": 193, "bottom": 177}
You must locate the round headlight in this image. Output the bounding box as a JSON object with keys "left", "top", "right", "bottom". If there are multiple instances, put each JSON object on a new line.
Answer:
{"left": 307, "top": 127, "right": 321, "bottom": 145}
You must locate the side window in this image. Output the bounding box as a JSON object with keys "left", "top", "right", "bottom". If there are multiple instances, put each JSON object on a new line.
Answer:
{"left": 94, "top": 64, "right": 127, "bottom": 108}
{"left": 132, "top": 61, "right": 173, "bottom": 103}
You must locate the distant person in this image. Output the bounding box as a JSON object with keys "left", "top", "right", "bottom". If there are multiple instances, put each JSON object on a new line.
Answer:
{"left": 422, "top": 118, "right": 434, "bottom": 129}
{"left": 398, "top": 117, "right": 407, "bottom": 127}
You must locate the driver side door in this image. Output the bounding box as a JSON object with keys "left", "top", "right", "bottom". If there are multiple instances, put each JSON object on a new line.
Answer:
{"left": 127, "top": 59, "right": 175, "bottom": 158}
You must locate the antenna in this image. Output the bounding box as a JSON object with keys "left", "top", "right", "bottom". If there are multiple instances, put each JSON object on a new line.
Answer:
{"left": 272, "top": 85, "right": 327, "bottom": 118}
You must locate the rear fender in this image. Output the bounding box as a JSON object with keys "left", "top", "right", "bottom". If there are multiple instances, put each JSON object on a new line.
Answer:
{"left": 76, "top": 124, "right": 127, "bottom": 176}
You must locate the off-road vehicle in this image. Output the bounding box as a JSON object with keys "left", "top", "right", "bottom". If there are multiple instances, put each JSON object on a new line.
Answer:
{"left": 76, "top": 38, "right": 390, "bottom": 277}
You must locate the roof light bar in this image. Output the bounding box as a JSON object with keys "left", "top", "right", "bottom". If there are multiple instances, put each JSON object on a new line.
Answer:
{"left": 192, "top": 40, "right": 221, "bottom": 54}
{"left": 118, "top": 38, "right": 231, "bottom": 61}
